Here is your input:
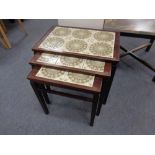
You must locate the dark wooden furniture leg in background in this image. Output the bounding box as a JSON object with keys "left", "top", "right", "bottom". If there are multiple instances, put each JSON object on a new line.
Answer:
{"left": 120, "top": 33, "right": 155, "bottom": 79}
{"left": 30, "top": 81, "right": 49, "bottom": 114}
{"left": 145, "top": 38, "right": 155, "bottom": 52}
{"left": 121, "top": 45, "right": 155, "bottom": 72}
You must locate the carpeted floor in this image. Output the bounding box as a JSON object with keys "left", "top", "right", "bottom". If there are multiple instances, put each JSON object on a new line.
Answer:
{"left": 0, "top": 19, "right": 155, "bottom": 134}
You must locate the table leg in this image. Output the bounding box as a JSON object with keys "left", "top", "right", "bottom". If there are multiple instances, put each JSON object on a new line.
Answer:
{"left": 145, "top": 38, "right": 155, "bottom": 52}
{"left": 30, "top": 81, "right": 49, "bottom": 114}
{"left": 90, "top": 93, "right": 99, "bottom": 126}
{"left": 95, "top": 63, "right": 117, "bottom": 117}
{"left": 0, "top": 25, "right": 11, "bottom": 48}
{"left": 39, "top": 84, "right": 51, "bottom": 104}
{"left": 103, "top": 62, "right": 117, "bottom": 103}
{"left": 96, "top": 77, "right": 110, "bottom": 116}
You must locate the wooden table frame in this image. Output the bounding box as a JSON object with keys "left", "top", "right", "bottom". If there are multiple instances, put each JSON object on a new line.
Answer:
{"left": 28, "top": 25, "right": 120, "bottom": 125}
{"left": 27, "top": 66, "right": 103, "bottom": 126}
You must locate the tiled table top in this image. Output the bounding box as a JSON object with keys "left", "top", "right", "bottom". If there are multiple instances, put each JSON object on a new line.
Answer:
{"left": 37, "top": 53, "right": 105, "bottom": 73}
{"left": 36, "top": 67, "right": 95, "bottom": 87}
{"left": 28, "top": 67, "right": 102, "bottom": 93}
{"left": 35, "top": 26, "right": 116, "bottom": 59}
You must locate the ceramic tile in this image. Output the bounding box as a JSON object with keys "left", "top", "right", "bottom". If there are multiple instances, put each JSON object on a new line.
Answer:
{"left": 82, "top": 59, "right": 105, "bottom": 72}
{"left": 56, "top": 56, "right": 84, "bottom": 68}
{"left": 36, "top": 67, "right": 95, "bottom": 87}
{"left": 36, "top": 53, "right": 105, "bottom": 73}
{"left": 72, "top": 29, "right": 91, "bottom": 39}
{"left": 89, "top": 42, "right": 112, "bottom": 57}
{"left": 37, "top": 53, "right": 59, "bottom": 64}
{"left": 39, "top": 26, "right": 115, "bottom": 58}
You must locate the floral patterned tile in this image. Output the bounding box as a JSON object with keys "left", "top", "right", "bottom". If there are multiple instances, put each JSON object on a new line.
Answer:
{"left": 36, "top": 53, "right": 105, "bottom": 73}
{"left": 82, "top": 59, "right": 105, "bottom": 72}
{"left": 36, "top": 67, "right": 95, "bottom": 87}
{"left": 37, "top": 53, "right": 60, "bottom": 64}
{"left": 39, "top": 26, "right": 115, "bottom": 58}
{"left": 56, "top": 56, "right": 84, "bottom": 68}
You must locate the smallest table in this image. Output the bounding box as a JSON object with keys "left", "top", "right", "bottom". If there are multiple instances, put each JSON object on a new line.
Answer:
{"left": 27, "top": 66, "right": 103, "bottom": 126}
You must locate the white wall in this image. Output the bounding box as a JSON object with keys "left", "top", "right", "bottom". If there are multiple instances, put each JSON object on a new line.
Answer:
{"left": 58, "top": 19, "right": 104, "bottom": 30}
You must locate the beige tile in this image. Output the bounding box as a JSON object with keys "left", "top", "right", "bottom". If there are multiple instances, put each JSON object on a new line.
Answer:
{"left": 39, "top": 26, "right": 115, "bottom": 58}
{"left": 82, "top": 59, "right": 105, "bottom": 72}
{"left": 37, "top": 53, "right": 60, "bottom": 64}
{"left": 36, "top": 67, "right": 95, "bottom": 87}
{"left": 56, "top": 56, "right": 84, "bottom": 68}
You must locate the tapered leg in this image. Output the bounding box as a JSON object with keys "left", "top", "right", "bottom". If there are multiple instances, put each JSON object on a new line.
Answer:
{"left": 39, "top": 84, "right": 51, "bottom": 104}
{"left": 145, "top": 38, "right": 154, "bottom": 52}
{"left": 96, "top": 63, "right": 118, "bottom": 116}
{"left": 90, "top": 93, "right": 99, "bottom": 126}
{"left": 96, "top": 77, "right": 110, "bottom": 116}
{"left": 30, "top": 81, "right": 49, "bottom": 114}
{"left": 103, "top": 63, "right": 117, "bottom": 105}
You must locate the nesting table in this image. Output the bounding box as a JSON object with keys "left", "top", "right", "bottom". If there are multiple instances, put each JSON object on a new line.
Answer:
{"left": 27, "top": 26, "right": 120, "bottom": 126}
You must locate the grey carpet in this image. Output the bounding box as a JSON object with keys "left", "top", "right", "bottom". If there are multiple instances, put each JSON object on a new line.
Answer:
{"left": 0, "top": 19, "right": 155, "bottom": 134}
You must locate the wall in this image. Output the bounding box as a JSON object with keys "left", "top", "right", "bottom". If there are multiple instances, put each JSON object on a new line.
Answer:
{"left": 58, "top": 19, "right": 104, "bottom": 29}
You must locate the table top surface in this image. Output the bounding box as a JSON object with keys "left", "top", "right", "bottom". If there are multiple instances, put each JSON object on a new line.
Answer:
{"left": 29, "top": 53, "right": 111, "bottom": 77}
{"left": 104, "top": 19, "right": 155, "bottom": 36}
{"left": 33, "top": 26, "right": 120, "bottom": 62}
{"left": 27, "top": 67, "right": 103, "bottom": 93}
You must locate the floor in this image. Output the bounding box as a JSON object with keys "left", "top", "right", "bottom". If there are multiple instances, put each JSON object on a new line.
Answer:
{"left": 0, "top": 19, "right": 155, "bottom": 134}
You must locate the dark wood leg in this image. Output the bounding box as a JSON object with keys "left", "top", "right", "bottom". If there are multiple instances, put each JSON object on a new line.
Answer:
{"left": 145, "top": 38, "right": 154, "bottom": 52}
{"left": 39, "top": 84, "right": 51, "bottom": 104}
{"left": 152, "top": 76, "right": 155, "bottom": 82}
{"left": 90, "top": 93, "right": 99, "bottom": 126}
{"left": 96, "top": 77, "right": 110, "bottom": 116}
{"left": 102, "top": 63, "right": 117, "bottom": 104}
{"left": 30, "top": 81, "right": 49, "bottom": 114}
